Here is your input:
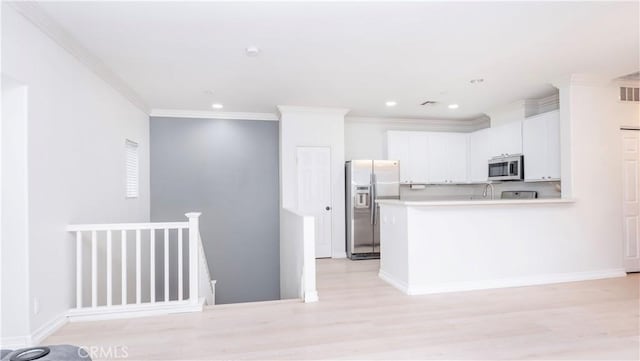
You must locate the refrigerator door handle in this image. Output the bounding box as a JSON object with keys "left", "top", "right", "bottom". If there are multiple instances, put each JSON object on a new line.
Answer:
{"left": 370, "top": 173, "right": 376, "bottom": 225}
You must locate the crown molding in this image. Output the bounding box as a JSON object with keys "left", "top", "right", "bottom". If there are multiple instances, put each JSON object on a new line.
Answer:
{"left": 346, "top": 114, "right": 489, "bottom": 131}
{"left": 552, "top": 73, "right": 615, "bottom": 88}
{"left": 7, "top": 2, "right": 149, "bottom": 114}
{"left": 615, "top": 79, "right": 640, "bottom": 88}
{"left": 277, "top": 105, "right": 350, "bottom": 116}
{"left": 150, "top": 109, "right": 280, "bottom": 121}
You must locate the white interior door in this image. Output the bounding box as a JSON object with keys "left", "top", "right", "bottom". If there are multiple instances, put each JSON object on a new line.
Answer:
{"left": 622, "top": 130, "right": 640, "bottom": 272}
{"left": 297, "top": 147, "right": 332, "bottom": 258}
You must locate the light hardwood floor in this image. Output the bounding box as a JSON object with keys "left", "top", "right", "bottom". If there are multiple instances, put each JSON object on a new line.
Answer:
{"left": 44, "top": 259, "right": 639, "bottom": 360}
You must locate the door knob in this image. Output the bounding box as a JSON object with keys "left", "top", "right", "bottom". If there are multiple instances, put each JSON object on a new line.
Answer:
{"left": 325, "top": 206, "right": 331, "bottom": 211}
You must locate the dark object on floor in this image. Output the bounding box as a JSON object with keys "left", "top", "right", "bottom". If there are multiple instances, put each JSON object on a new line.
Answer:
{"left": 0, "top": 345, "right": 91, "bottom": 361}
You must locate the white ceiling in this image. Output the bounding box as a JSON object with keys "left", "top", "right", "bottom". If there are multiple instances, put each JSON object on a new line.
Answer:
{"left": 36, "top": 1, "right": 639, "bottom": 120}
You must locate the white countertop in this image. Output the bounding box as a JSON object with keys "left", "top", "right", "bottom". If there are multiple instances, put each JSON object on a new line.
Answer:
{"left": 376, "top": 198, "right": 574, "bottom": 207}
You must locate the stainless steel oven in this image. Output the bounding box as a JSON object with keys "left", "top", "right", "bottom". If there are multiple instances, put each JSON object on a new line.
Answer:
{"left": 488, "top": 155, "right": 524, "bottom": 181}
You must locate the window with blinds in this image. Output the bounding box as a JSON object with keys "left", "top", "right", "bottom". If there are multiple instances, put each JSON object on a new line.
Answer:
{"left": 125, "top": 139, "right": 139, "bottom": 198}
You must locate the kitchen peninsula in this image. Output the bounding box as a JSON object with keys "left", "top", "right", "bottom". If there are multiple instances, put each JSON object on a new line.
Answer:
{"left": 376, "top": 198, "right": 626, "bottom": 295}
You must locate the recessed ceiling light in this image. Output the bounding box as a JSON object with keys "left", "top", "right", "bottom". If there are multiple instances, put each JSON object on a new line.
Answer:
{"left": 448, "top": 104, "right": 459, "bottom": 109}
{"left": 212, "top": 103, "right": 224, "bottom": 109}
{"left": 385, "top": 101, "right": 397, "bottom": 107}
{"left": 246, "top": 46, "right": 261, "bottom": 57}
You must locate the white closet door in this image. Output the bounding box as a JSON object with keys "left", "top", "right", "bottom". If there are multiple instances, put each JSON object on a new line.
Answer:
{"left": 622, "top": 131, "right": 640, "bottom": 272}
{"left": 297, "top": 147, "right": 332, "bottom": 258}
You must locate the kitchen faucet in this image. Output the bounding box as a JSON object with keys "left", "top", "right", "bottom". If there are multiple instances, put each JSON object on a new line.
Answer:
{"left": 482, "top": 183, "right": 495, "bottom": 199}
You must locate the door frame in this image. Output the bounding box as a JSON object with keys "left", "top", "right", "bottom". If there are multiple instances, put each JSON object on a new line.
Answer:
{"left": 296, "top": 146, "right": 333, "bottom": 258}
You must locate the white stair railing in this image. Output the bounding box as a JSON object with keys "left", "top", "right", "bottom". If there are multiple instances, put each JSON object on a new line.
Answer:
{"left": 66, "top": 212, "right": 208, "bottom": 320}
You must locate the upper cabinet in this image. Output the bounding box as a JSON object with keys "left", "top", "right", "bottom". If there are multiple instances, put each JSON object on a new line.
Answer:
{"left": 408, "top": 132, "right": 430, "bottom": 183}
{"left": 468, "top": 128, "right": 491, "bottom": 183}
{"left": 489, "top": 121, "right": 522, "bottom": 157}
{"left": 522, "top": 110, "right": 560, "bottom": 181}
{"left": 387, "top": 131, "right": 411, "bottom": 183}
{"left": 387, "top": 131, "right": 467, "bottom": 184}
{"left": 386, "top": 111, "right": 559, "bottom": 185}
{"left": 428, "top": 133, "right": 468, "bottom": 183}
{"left": 387, "top": 131, "right": 429, "bottom": 184}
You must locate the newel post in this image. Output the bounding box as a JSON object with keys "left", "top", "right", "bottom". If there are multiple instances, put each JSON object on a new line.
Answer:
{"left": 186, "top": 212, "right": 202, "bottom": 304}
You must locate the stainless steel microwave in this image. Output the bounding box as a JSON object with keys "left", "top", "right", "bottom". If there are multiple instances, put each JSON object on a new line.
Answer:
{"left": 488, "top": 155, "right": 524, "bottom": 181}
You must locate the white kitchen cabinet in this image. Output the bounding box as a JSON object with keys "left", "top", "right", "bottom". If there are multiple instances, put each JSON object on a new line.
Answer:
{"left": 546, "top": 111, "right": 561, "bottom": 179}
{"left": 387, "top": 131, "right": 429, "bottom": 183}
{"left": 522, "top": 110, "right": 560, "bottom": 181}
{"left": 408, "top": 133, "right": 429, "bottom": 183}
{"left": 489, "top": 121, "right": 522, "bottom": 157}
{"left": 467, "top": 128, "right": 491, "bottom": 183}
{"left": 388, "top": 131, "right": 467, "bottom": 184}
{"left": 427, "top": 132, "right": 468, "bottom": 183}
{"left": 387, "top": 131, "right": 411, "bottom": 183}
{"left": 447, "top": 133, "right": 469, "bottom": 183}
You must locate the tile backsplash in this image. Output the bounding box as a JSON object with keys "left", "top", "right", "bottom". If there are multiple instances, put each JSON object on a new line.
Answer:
{"left": 400, "top": 181, "right": 561, "bottom": 201}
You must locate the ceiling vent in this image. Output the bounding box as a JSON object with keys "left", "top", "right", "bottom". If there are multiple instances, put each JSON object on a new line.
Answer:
{"left": 619, "top": 87, "right": 640, "bottom": 102}
{"left": 420, "top": 100, "right": 438, "bottom": 106}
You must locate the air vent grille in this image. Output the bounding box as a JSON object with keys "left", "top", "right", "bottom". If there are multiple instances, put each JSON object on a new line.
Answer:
{"left": 619, "top": 87, "right": 640, "bottom": 102}
{"left": 420, "top": 100, "right": 438, "bottom": 106}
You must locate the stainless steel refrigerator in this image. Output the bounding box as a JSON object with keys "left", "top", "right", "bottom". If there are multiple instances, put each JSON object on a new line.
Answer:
{"left": 345, "top": 160, "right": 400, "bottom": 259}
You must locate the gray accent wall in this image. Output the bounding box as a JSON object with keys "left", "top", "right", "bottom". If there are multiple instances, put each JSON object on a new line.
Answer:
{"left": 150, "top": 117, "right": 280, "bottom": 304}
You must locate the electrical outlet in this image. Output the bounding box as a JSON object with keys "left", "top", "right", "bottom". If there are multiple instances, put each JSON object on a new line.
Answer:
{"left": 33, "top": 298, "right": 40, "bottom": 315}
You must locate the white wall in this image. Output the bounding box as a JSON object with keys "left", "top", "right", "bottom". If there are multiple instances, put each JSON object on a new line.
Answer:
{"left": 555, "top": 75, "right": 639, "bottom": 265}
{"left": 279, "top": 208, "right": 317, "bottom": 302}
{"left": 344, "top": 116, "right": 488, "bottom": 161}
{"left": 381, "top": 200, "right": 622, "bottom": 295}
{"left": 279, "top": 106, "right": 347, "bottom": 258}
{"left": 1, "top": 5, "right": 150, "bottom": 345}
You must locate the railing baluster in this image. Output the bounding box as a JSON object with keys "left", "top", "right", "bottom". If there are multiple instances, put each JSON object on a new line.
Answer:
{"left": 136, "top": 229, "right": 141, "bottom": 304}
{"left": 150, "top": 229, "right": 156, "bottom": 303}
{"left": 164, "top": 228, "right": 169, "bottom": 302}
{"left": 107, "top": 230, "right": 112, "bottom": 307}
{"left": 121, "top": 230, "right": 127, "bottom": 305}
{"left": 76, "top": 231, "right": 83, "bottom": 309}
{"left": 91, "top": 231, "right": 97, "bottom": 308}
{"left": 178, "top": 228, "right": 183, "bottom": 301}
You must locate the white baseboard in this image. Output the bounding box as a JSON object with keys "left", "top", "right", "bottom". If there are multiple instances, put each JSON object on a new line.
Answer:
{"left": 31, "top": 312, "right": 68, "bottom": 345}
{"left": 0, "top": 336, "right": 31, "bottom": 349}
{"left": 0, "top": 312, "right": 68, "bottom": 349}
{"left": 378, "top": 269, "right": 410, "bottom": 294}
{"left": 331, "top": 251, "right": 347, "bottom": 259}
{"left": 304, "top": 290, "right": 319, "bottom": 303}
{"left": 380, "top": 268, "right": 627, "bottom": 296}
{"left": 67, "top": 300, "right": 203, "bottom": 322}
